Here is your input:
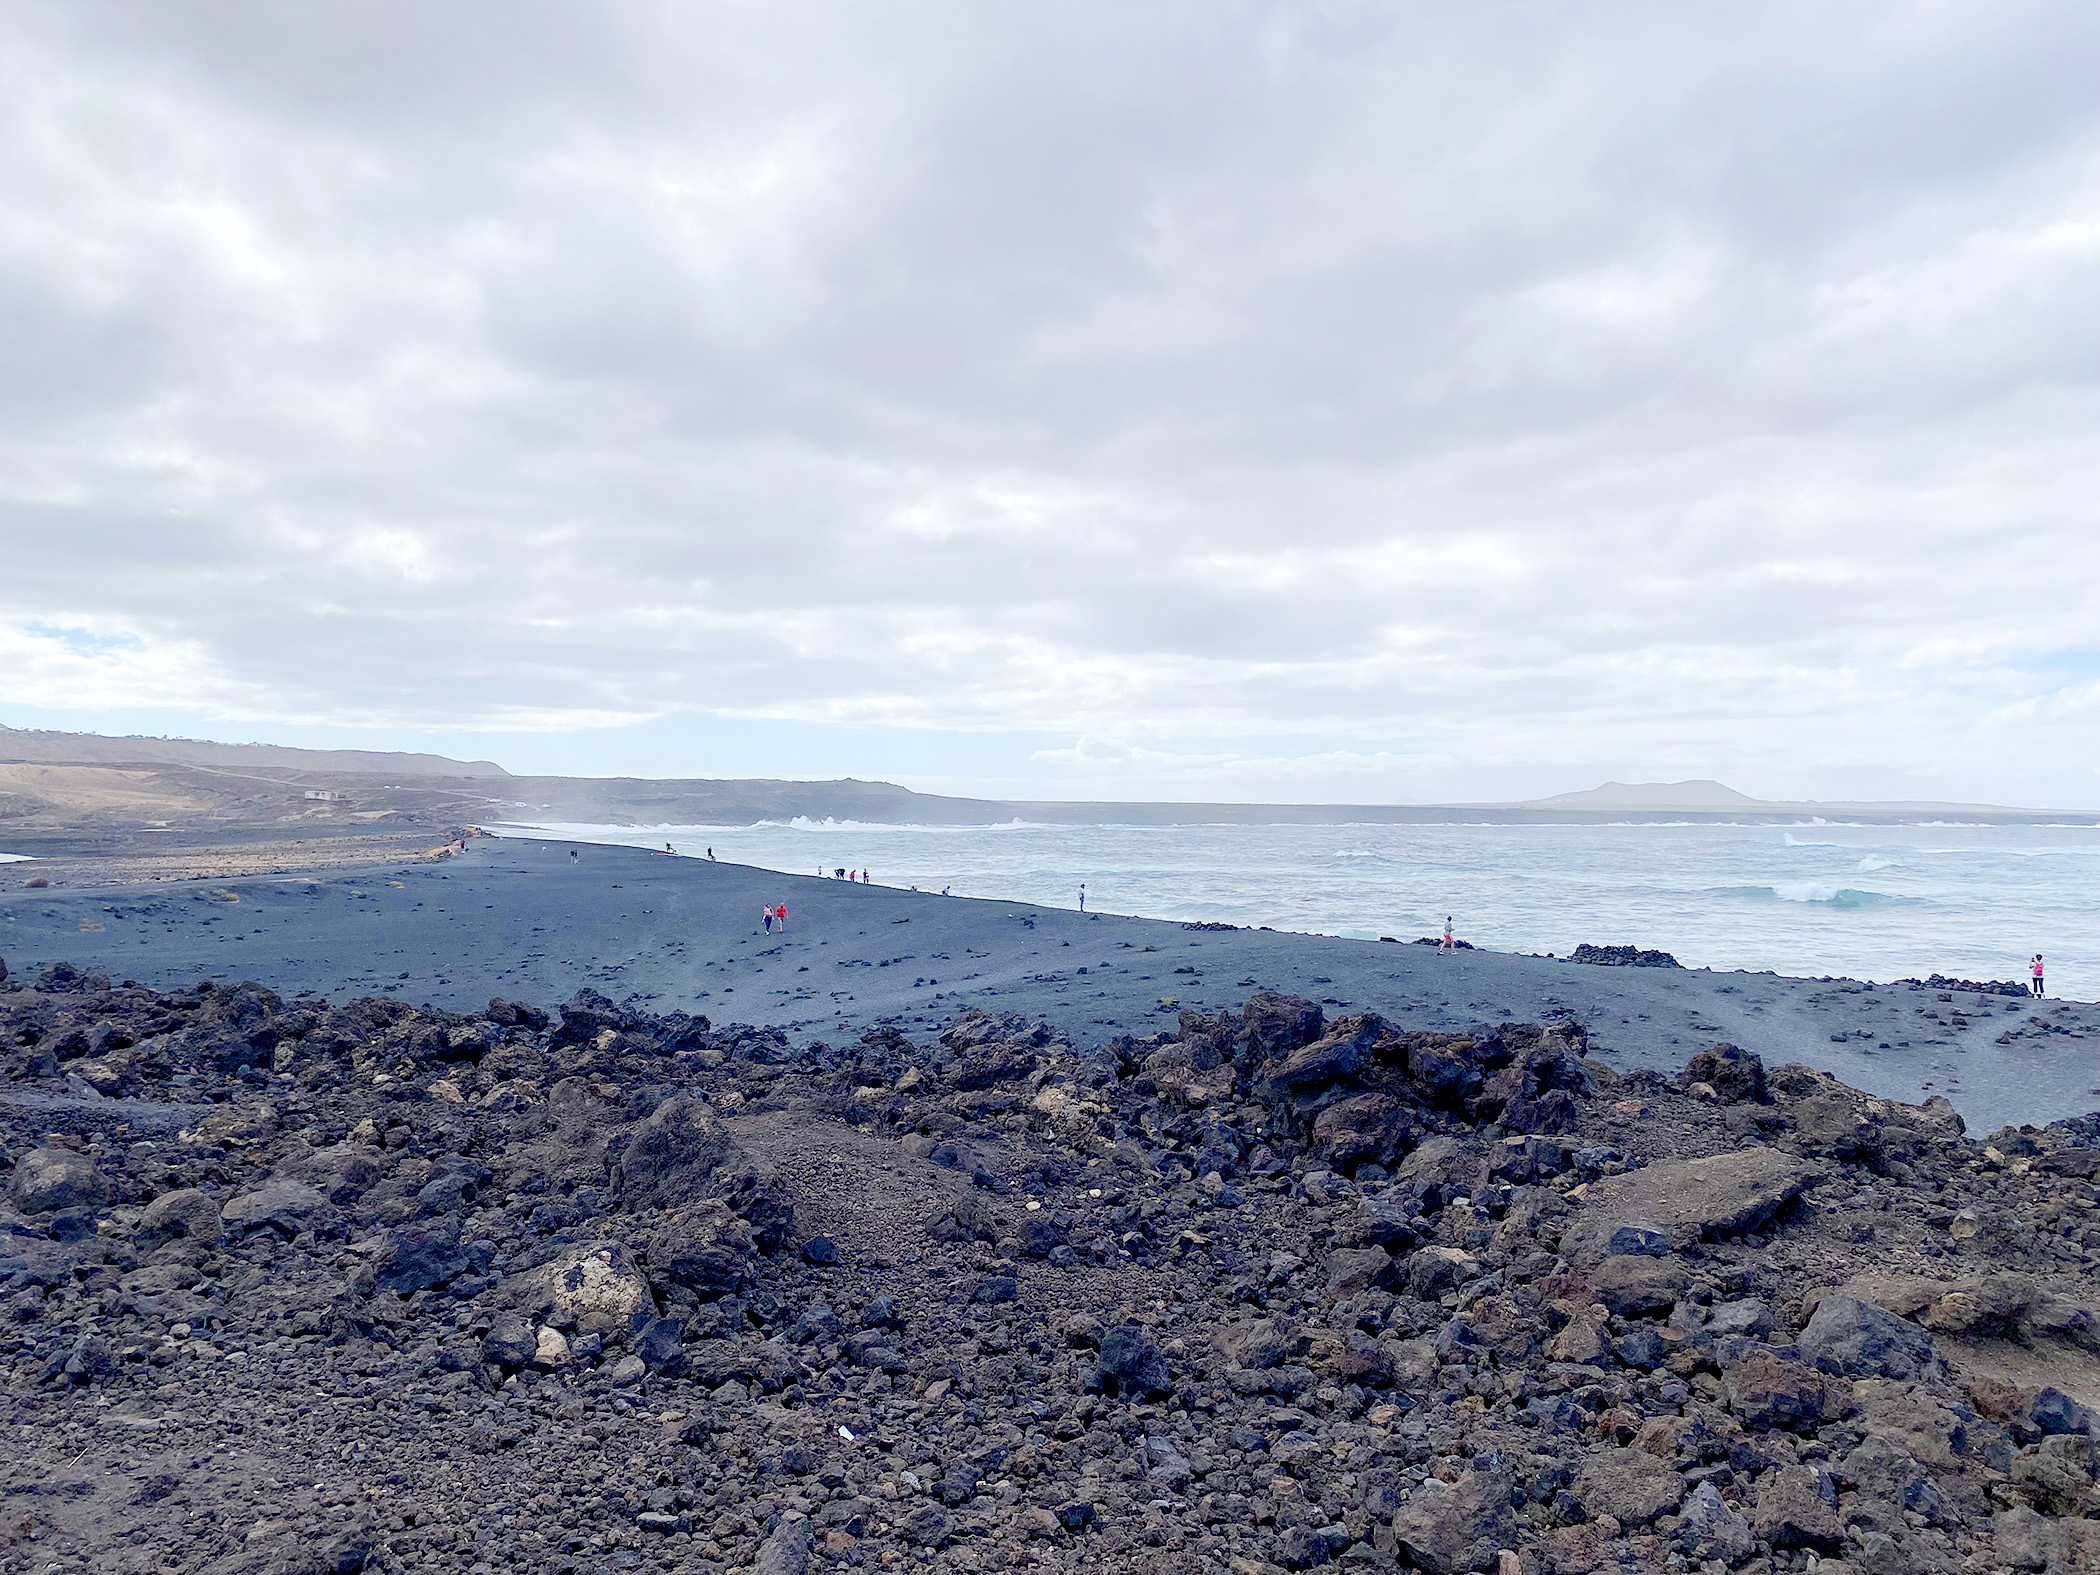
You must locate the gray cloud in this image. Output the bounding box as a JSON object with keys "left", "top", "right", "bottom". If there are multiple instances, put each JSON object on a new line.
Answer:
{"left": 2, "top": 1, "right": 2098, "bottom": 803}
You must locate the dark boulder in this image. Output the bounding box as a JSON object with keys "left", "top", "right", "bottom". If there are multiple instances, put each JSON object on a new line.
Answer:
{"left": 1096, "top": 1324, "right": 1172, "bottom": 1398}
{"left": 552, "top": 987, "right": 633, "bottom": 1045}
{"left": 482, "top": 1317, "right": 538, "bottom": 1368}
{"left": 1312, "top": 1093, "right": 1417, "bottom": 1170}
{"left": 1354, "top": 1190, "right": 1423, "bottom": 1251}
{"left": 1237, "top": 992, "right": 1324, "bottom": 1067}
{"left": 136, "top": 1188, "right": 221, "bottom": 1248}
{"left": 1750, "top": 1465, "right": 1843, "bottom": 1551}
{"left": 1404, "top": 1033, "right": 1486, "bottom": 1106}
{"left": 2029, "top": 1386, "right": 2096, "bottom": 1436}
{"left": 636, "top": 1316, "right": 689, "bottom": 1375}
{"left": 1390, "top": 1464, "right": 1514, "bottom": 1573}
{"left": 1725, "top": 1349, "right": 1837, "bottom": 1433}
{"left": 610, "top": 1095, "right": 735, "bottom": 1208}
{"left": 1799, "top": 1294, "right": 1938, "bottom": 1380}
{"left": 1678, "top": 1042, "right": 1768, "bottom": 1101}
{"left": 1569, "top": 944, "right": 1681, "bottom": 968}
{"left": 1589, "top": 1253, "right": 1690, "bottom": 1316}
{"left": 373, "top": 1221, "right": 466, "bottom": 1295}
{"left": 950, "top": 1040, "right": 1039, "bottom": 1091}
{"left": 9, "top": 1146, "right": 108, "bottom": 1215}
{"left": 711, "top": 1157, "right": 794, "bottom": 1254}
{"left": 1018, "top": 1212, "right": 1070, "bottom": 1257}
{"left": 1474, "top": 1028, "right": 1589, "bottom": 1131}
{"left": 1263, "top": 1015, "right": 1387, "bottom": 1093}
{"left": 646, "top": 1203, "right": 756, "bottom": 1298}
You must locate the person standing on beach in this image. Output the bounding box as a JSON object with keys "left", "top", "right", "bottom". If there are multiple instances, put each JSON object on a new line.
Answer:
{"left": 570, "top": 848, "right": 578, "bottom": 863}
{"left": 762, "top": 905, "right": 774, "bottom": 934}
{"left": 1440, "top": 917, "right": 1455, "bottom": 953}
{"left": 1078, "top": 884, "right": 1086, "bottom": 912}
{"left": 776, "top": 902, "right": 788, "bottom": 933}
{"left": 2032, "top": 955, "right": 2045, "bottom": 997}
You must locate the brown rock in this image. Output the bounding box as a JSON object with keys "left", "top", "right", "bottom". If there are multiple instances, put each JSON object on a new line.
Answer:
{"left": 1390, "top": 1464, "right": 1514, "bottom": 1574}
{"left": 1544, "top": 1318, "right": 1608, "bottom": 1366}
{"left": 1564, "top": 1148, "right": 1821, "bottom": 1264}
{"left": 1725, "top": 1349, "right": 1837, "bottom": 1432}
{"left": 1572, "top": 1448, "right": 1684, "bottom": 1527}
{"left": 1589, "top": 1254, "right": 1689, "bottom": 1316}
{"left": 1312, "top": 1093, "right": 1418, "bottom": 1169}
{"left": 135, "top": 1188, "right": 221, "bottom": 1247}
{"left": 1750, "top": 1464, "right": 1843, "bottom": 1551}
{"left": 1677, "top": 1043, "right": 1767, "bottom": 1102}
{"left": 1325, "top": 1245, "right": 1399, "bottom": 1300}
{"left": 9, "top": 1146, "right": 108, "bottom": 1214}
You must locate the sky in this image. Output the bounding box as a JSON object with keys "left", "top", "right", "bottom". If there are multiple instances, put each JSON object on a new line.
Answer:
{"left": 2, "top": 1, "right": 2097, "bottom": 807}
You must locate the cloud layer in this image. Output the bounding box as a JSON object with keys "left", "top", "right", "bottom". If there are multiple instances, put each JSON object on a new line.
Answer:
{"left": 3, "top": 1, "right": 2098, "bottom": 802}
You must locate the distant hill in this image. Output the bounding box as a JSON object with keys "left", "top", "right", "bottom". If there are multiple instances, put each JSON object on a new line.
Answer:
{"left": 1525, "top": 779, "right": 1763, "bottom": 811}
{"left": 0, "top": 725, "right": 506, "bottom": 779}
{"left": 1, "top": 731, "right": 2088, "bottom": 840}
{"left": 1507, "top": 779, "right": 2075, "bottom": 819}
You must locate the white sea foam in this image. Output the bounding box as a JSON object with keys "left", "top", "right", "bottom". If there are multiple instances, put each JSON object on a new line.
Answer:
{"left": 1857, "top": 856, "right": 1896, "bottom": 872}
{"left": 1774, "top": 881, "right": 1845, "bottom": 902}
{"left": 0, "top": 853, "right": 35, "bottom": 863}
{"left": 1783, "top": 833, "right": 1836, "bottom": 846}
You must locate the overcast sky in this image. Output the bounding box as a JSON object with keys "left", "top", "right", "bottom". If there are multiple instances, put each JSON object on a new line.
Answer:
{"left": 2, "top": 2, "right": 2097, "bottom": 805}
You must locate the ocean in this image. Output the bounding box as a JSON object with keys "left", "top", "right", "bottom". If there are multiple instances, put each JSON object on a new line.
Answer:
{"left": 491, "top": 817, "right": 2098, "bottom": 1000}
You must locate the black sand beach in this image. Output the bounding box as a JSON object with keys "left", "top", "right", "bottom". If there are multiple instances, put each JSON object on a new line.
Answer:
{"left": 4, "top": 838, "right": 2094, "bottom": 1134}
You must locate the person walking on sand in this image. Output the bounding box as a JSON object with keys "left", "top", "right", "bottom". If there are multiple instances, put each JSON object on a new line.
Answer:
{"left": 706, "top": 847, "right": 715, "bottom": 860}
{"left": 776, "top": 902, "right": 787, "bottom": 933}
{"left": 1078, "top": 883, "right": 1086, "bottom": 912}
{"left": 2032, "top": 955, "right": 2045, "bottom": 997}
{"left": 1440, "top": 916, "right": 1455, "bottom": 953}
{"left": 570, "top": 848, "right": 578, "bottom": 863}
{"left": 762, "top": 905, "right": 774, "bottom": 935}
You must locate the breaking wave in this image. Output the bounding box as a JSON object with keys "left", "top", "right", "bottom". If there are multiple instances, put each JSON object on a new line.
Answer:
{"left": 1715, "top": 883, "right": 1908, "bottom": 908}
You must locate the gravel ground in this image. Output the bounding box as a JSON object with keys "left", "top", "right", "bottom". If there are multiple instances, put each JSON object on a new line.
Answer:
{"left": 3, "top": 959, "right": 2100, "bottom": 1574}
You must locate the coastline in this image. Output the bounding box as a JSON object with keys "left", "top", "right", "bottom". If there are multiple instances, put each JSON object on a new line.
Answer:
{"left": 2, "top": 836, "right": 2094, "bottom": 1134}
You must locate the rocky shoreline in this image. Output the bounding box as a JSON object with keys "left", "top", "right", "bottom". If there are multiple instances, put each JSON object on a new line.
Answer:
{"left": 4, "top": 956, "right": 2100, "bottom": 1575}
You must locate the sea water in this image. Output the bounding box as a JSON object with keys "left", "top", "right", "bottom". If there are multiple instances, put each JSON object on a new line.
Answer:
{"left": 492, "top": 818, "right": 2099, "bottom": 999}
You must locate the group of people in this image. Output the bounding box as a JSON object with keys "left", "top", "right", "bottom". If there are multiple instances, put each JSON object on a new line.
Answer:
{"left": 828, "top": 868, "right": 870, "bottom": 882}
{"left": 762, "top": 903, "right": 788, "bottom": 934}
